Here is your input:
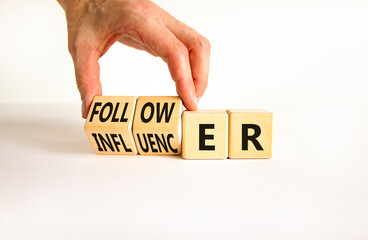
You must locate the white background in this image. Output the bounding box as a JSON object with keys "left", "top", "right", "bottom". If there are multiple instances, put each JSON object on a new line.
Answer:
{"left": 1, "top": 0, "right": 368, "bottom": 239}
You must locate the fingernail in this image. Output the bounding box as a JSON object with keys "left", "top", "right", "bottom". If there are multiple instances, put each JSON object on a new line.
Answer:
{"left": 81, "top": 99, "right": 86, "bottom": 118}
{"left": 192, "top": 94, "right": 198, "bottom": 110}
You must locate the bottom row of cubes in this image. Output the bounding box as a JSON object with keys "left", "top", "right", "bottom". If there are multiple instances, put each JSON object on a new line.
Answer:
{"left": 84, "top": 96, "right": 273, "bottom": 159}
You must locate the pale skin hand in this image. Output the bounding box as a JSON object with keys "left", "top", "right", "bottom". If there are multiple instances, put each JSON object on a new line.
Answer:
{"left": 57, "top": 0, "right": 211, "bottom": 118}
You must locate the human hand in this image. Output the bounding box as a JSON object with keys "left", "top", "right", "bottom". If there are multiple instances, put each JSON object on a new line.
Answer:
{"left": 57, "top": 0, "right": 211, "bottom": 118}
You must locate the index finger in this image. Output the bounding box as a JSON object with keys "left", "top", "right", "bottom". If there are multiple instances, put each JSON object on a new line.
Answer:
{"left": 133, "top": 20, "right": 198, "bottom": 110}
{"left": 164, "top": 17, "right": 211, "bottom": 101}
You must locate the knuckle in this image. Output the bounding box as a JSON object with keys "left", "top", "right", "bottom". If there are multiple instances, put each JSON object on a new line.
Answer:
{"left": 75, "top": 73, "right": 90, "bottom": 87}
{"left": 196, "top": 35, "right": 211, "bottom": 52}
{"left": 175, "top": 42, "right": 189, "bottom": 58}
{"left": 76, "top": 75, "right": 101, "bottom": 94}
{"left": 121, "top": 0, "right": 156, "bottom": 18}
{"left": 120, "top": 0, "right": 139, "bottom": 15}
{"left": 68, "top": 34, "right": 97, "bottom": 60}
{"left": 166, "top": 41, "right": 188, "bottom": 62}
{"left": 67, "top": 39, "right": 77, "bottom": 56}
{"left": 68, "top": 35, "right": 84, "bottom": 57}
{"left": 76, "top": 76, "right": 87, "bottom": 89}
{"left": 175, "top": 77, "right": 186, "bottom": 85}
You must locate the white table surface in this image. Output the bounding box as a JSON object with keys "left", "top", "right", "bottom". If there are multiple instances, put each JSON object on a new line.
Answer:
{"left": 1, "top": 100, "right": 368, "bottom": 239}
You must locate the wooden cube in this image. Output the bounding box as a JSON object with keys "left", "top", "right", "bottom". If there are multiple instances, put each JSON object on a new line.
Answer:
{"left": 84, "top": 96, "right": 138, "bottom": 155}
{"left": 133, "top": 96, "right": 182, "bottom": 155}
{"left": 182, "top": 110, "right": 228, "bottom": 159}
{"left": 227, "top": 109, "right": 273, "bottom": 159}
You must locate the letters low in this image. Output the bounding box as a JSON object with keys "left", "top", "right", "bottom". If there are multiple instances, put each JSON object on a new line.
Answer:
{"left": 85, "top": 97, "right": 273, "bottom": 158}
{"left": 85, "top": 96, "right": 138, "bottom": 155}
{"left": 133, "top": 96, "right": 182, "bottom": 156}
{"left": 198, "top": 123, "right": 264, "bottom": 152}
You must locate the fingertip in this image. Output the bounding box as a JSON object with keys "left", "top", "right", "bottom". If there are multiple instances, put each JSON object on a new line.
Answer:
{"left": 81, "top": 99, "right": 87, "bottom": 119}
{"left": 184, "top": 103, "right": 197, "bottom": 111}
{"left": 182, "top": 92, "right": 198, "bottom": 111}
{"left": 192, "top": 95, "right": 198, "bottom": 110}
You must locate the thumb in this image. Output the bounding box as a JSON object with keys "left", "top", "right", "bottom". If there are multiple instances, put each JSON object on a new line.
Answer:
{"left": 72, "top": 49, "right": 102, "bottom": 119}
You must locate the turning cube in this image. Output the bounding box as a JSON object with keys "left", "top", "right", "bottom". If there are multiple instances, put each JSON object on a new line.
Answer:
{"left": 227, "top": 109, "right": 273, "bottom": 159}
{"left": 133, "top": 96, "right": 182, "bottom": 155}
{"left": 85, "top": 96, "right": 138, "bottom": 155}
{"left": 182, "top": 110, "right": 228, "bottom": 159}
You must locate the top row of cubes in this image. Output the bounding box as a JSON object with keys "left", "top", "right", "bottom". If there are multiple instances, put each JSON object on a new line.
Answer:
{"left": 85, "top": 96, "right": 272, "bottom": 159}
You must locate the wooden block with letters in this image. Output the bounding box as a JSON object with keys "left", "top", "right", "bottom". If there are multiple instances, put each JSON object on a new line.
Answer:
{"left": 227, "top": 109, "right": 273, "bottom": 159}
{"left": 133, "top": 96, "right": 182, "bottom": 155}
{"left": 84, "top": 96, "right": 138, "bottom": 155}
{"left": 182, "top": 110, "right": 228, "bottom": 159}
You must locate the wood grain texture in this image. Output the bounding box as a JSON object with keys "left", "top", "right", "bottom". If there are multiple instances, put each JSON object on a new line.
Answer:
{"left": 227, "top": 109, "right": 273, "bottom": 159}
{"left": 84, "top": 96, "right": 137, "bottom": 155}
{"left": 133, "top": 96, "right": 182, "bottom": 155}
{"left": 182, "top": 110, "right": 228, "bottom": 159}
